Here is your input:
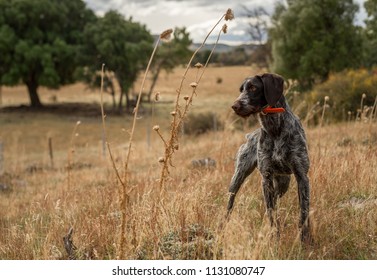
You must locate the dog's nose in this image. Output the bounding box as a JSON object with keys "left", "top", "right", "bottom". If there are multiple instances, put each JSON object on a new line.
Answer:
{"left": 232, "top": 102, "right": 240, "bottom": 112}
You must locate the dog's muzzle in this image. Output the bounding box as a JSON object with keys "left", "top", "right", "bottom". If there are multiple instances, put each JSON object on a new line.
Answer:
{"left": 232, "top": 101, "right": 259, "bottom": 117}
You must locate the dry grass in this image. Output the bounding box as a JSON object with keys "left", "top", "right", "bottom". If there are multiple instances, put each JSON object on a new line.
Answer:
{"left": 1, "top": 65, "right": 377, "bottom": 260}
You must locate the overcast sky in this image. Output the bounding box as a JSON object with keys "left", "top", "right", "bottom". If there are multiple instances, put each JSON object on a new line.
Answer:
{"left": 82, "top": 0, "right": 367, "bottom": 45}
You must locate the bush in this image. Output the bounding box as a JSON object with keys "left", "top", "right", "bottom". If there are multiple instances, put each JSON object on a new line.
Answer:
{"left": 307, "top": 68, "right": 377, "bottom": 121}
{"left": 184, "top": 112, "right": 223, "bottom": 135}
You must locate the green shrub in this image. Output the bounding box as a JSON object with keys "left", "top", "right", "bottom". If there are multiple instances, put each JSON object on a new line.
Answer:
{"left": 307, "top": 68, "right": 377, "bottom": 121}
{"left": 184, "top": 112, "right": 223, "bottom": 135}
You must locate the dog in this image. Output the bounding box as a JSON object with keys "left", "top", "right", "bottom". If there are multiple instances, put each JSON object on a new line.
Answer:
{"left": 227, "top": 73, "right": 311, "bottom": 243}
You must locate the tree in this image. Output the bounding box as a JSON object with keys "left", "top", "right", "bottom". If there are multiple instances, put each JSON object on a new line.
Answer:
{"left": 269, "top": 0, "right": 363, "bottom": 89}
{"left": 243, "top": 6, "right": 269, "bottom": 45}
{"left": 146, "top": 28, "right": 192, "bottom": 102}
{"left": 82, "top": 11, "right": 153, "bottom": 111}
{"left": 364, "top": 0, "right": 377, "bottom": 67}
{"left": 0, "top": 0, "right": 95, "bottom": 107}
{"left": 243, "top": 5, "right": 271, "bottom": 67}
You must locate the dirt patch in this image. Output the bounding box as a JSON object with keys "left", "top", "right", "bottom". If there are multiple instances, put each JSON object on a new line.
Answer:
{"left": 0, "top": 101, "right": 160, "bottom": 118}
{"left": 1, "top": 103, "right": 110, "bottom": 118}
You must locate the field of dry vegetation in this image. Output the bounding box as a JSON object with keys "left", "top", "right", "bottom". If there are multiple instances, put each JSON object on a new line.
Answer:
{"left": 0, "top": 65, "right": 376, "bottom": 260}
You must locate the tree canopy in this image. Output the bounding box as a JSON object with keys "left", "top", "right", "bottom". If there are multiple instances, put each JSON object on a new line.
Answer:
{"left": 82, "top": 10, "right": 153, "bottom": 111}
{"left": 269, "top": 0, "right": 363, "bottom": 89}
{"left": 0, "top": 0, "right": 95, "bottom": 107}
{"left": 364, "top": 0, "right": 377, "bottom": 67}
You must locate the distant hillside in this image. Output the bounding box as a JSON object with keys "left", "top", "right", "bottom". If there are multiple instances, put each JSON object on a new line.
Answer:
{"left": 189, "top": 43, "right": 258, "bottom": 54}
{"left": 152, "top": 33, "right": 265, "bottom": 66}
{"left": 153, "top": 33, "right": 258, "bottom": 54}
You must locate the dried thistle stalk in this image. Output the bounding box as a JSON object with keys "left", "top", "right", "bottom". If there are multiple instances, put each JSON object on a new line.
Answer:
{"left": 156, "top": 9, "right": 233, "bottom": 193}
{"left": 116, "top": 28, "right": 170, "bottom": 260}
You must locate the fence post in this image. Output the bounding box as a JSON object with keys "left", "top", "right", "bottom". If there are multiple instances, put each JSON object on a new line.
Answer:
{"left": 48, "top": 137, "right": 54, "bottom": 169}
{"left": 0, "top": 142, "right": 4, "bottom": 175}
{"left": 101, "top": 130, "right": 106, "bottom": 158}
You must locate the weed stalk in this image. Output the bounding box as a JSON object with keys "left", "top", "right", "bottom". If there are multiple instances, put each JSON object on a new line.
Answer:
{"left": 116, "top": 29, "right": 172, "bottom": 259}
{"left": 157, "top": 9, "right": 234, "bottom": 194}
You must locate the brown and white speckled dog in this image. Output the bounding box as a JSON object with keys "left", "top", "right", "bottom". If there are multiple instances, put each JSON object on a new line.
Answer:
{"left": 228, "top": 73, "right": 311, "bottom": 242}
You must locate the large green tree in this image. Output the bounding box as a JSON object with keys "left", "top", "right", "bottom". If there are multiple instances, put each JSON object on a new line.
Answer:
{"left": 0, "top": 0, "right": 95, "bottom": 107}
{"left": 364, "top": 0, "right": 377, "bottom": 67}
{"left": 82, "top": 10, "right": 153, "bottom": 111}
{"left": 269, "top": 0, "right": 363, "bottom": 89}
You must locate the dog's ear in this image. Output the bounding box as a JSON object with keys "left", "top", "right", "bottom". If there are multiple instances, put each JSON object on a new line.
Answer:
{"left": 259, "top": 73, "right": 284, "bottom": 106}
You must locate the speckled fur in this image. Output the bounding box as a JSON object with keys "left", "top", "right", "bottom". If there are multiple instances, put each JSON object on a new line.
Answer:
{"left": 228, "top": 74, "right": 311, "bottom": 243}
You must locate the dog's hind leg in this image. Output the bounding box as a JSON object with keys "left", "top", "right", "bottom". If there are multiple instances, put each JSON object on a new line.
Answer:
{"left": 291, "top": 158, "right": 312, "bottom": 243}
{"left": 227, "top": 130, "right": 259, "bottom": 217}
{"left": 295, "top": 171, "right": 311, "bottom": 243}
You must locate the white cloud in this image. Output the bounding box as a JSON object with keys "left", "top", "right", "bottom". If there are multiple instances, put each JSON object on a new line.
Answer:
{"left": 83, "top": 0, "right": 266, "bottom": 44}
{"left": 83, "top": 0, "right": 367, "bottom": 45}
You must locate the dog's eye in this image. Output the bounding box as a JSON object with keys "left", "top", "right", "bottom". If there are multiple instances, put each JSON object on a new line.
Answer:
{"left": 249, "top": 85, "right": 257, "bottom": 92}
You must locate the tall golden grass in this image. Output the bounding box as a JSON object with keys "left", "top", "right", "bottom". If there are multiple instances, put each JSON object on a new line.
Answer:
{"left": 0, "top": 109, "right": 376, "bottom": 259}
{"left": 0, "top": 8, "right": 376, "bottom": 258}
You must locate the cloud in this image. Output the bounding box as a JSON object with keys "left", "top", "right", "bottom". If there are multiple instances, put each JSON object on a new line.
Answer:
{"left": 83, "top": 0, "right": 275, "bottom": 44}
{"left": 83, "top": 0, "right": 367, "bottom": 45}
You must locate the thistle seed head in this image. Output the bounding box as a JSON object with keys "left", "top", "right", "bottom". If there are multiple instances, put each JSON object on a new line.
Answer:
{"left": 225, "top": 9, "right": 234, "bottom": 21}
{"left": 154, "top": 92, "right": 160, "bottom": 102}
{"left": 190, "top": 82, "right": 198, "bottom": 88}
{"left": 324, "top": 96, "right": 330, "bottom": 102}
{"left": 160, "top": 29, "right": 173, "bottom": 40}
{"left": 153, "top": 125, "right": 160, "bottom": 131}
{"left": 222, "top": 24, "right": 228, "bottom": 34}
{"left": 158, "top": 157, "right": 165, "bottom": 163}
{"left": 194, "top": 62, "right": 203, "bottom": 68}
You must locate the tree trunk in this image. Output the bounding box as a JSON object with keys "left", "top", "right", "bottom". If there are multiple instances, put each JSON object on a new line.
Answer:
{"left": 115, "top": 72, "right": 134, "bottom": 112}
{"left": 25, "top": 77, "right": 43, "bottom": 107}
{"left": 107, "top": 79, "right": 116, "bottom": 110}
{"left": 125, "top": 86, "right": 131, "bottom": 111}
{"left": 117, "top": 89, "right": 131, "bottom": 112}
{"left": 118, "top": 91, "right": 124, "bottom": 112}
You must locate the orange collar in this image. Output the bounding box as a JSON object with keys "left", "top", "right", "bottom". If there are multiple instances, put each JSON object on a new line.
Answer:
{"left": 261, "top": 106, "right": 286, "bottom": 115}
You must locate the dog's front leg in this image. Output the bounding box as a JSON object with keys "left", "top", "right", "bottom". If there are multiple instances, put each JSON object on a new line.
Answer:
{"left": 261, "top": 171, "right": 277, "bottom": 227}
{"left": 227, "top": 138, "right": 258, "bottom": 217}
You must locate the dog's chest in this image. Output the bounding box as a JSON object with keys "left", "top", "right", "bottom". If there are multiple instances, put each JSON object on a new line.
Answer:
{"left": 258, "top": 136, "right": 293, "bottom": 174}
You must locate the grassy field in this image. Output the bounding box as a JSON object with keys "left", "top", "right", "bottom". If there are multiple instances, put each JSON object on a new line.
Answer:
{"left": 0, "top": 65, "right": 376, "bottom": 260}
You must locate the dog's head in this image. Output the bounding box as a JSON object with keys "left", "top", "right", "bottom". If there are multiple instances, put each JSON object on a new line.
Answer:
{"left": 231, "top": 73, "right": 284, "bottom": 117}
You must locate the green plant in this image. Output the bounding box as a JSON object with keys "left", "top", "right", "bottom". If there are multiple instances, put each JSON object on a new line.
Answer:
{"left": 269, "top": 0, "right": 363, "bottom": 89}
{"left": 184, "top": 112, "right": 223, "bottom": 135}
{"left": 307, "top": 68, "right": 377, "bottom": 122}
{"left": 0, "top": 0, "right": 96, "bottom": 107}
